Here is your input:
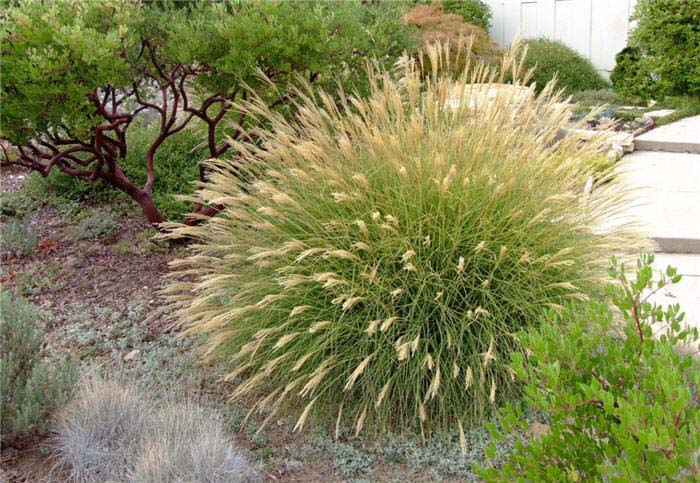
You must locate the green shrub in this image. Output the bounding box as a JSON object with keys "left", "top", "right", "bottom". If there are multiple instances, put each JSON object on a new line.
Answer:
{"left": 0, "top": 215, "right": 37, "bottom": 257}
{"left": 612, "top": 0, "right": 700, "bottom": 100}
{"left": 523, "top": 38, "right": 607, "bottom": 95}
{"left": 27, "top": 169, "right": 117, "bottom": 205}
{"left": 72, "top": 207, "right": 118, "bottom": 240}
{"left": 479, "top": 254, "right": 700, "bottom": 480}
{"left": 163, "top": 44, "right": 647, "bottom": 436}
{"left": 440, "top": 0, "right": 492, "bottom": 31}
{"left": 610, "top": 47, "right": 656, "bottom": 103}
{"left": 569, "top": 89, "right": 623, "bottom": 107}
{"left": 0, "top": 292, "right": 76, "bottom": 447}
{"left": 1, "top": 0, "right": 419, "bottom": 224}
{"left": 119, "top": 123, "right": 205, "bottom": 221}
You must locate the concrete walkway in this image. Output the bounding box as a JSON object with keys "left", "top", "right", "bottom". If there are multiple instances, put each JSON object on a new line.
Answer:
{"left": 620, "top": 114, "right": 700, "bottom": 329}
{"left": 621, "top": 151, "right": 700, "bottom": 253}
{"left": 635, "top": 115, "right": 700, "bottom": 154}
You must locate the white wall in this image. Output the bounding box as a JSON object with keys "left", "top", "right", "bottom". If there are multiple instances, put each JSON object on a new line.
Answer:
{"left": 485, "top": 0, "right": 638, "bottom": 78}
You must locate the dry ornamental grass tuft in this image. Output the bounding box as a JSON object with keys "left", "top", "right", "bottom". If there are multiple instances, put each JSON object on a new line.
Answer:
{"left": 52, "top": 375, "right": 152, "bottom": 482}
{"left": 53, "top": 374, "right": 257, "bottom": 482}
{"left": 163, "top": 40, "right": 649, "bottom": 440}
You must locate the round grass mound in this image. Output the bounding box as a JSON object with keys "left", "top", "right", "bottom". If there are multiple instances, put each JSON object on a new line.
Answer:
{"left": 523, "top": 38, "right": 608, "bottom": 95}
{"left": 164, "top": 43, "right": 648, "bottom": 437}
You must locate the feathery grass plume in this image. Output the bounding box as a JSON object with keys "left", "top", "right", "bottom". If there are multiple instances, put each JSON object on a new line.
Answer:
{"left": 163, "top": 39, "right": 649, "bottom": 435}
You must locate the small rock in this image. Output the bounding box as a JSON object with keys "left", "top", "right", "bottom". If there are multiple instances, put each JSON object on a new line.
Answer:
{"left": 277, "top": 458, "right": 303, "bottom": 475}
{"left": 608, "top": 144, "right": 625, "bottom": 161}
{"left": 124, "top": 349, "right": 140, "bottom": 362}
{"left": 527, "top": 421, "right": 550, "bottom": 439}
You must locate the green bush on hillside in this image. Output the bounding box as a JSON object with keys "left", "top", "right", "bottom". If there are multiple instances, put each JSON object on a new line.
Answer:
{"left": 523, "top": 38, "right": 607, "bottom": 95}
{"left": 479, "top": 254, "right": 700, "bottom": 480}
{"left": 611, "top": 0, "right": 700, "bottom": 100}
{"left": 1, "top": 292, "right": 76, "bottom": 447}
{"left": 163, "top": 43, "right": 647, "bottom": 436}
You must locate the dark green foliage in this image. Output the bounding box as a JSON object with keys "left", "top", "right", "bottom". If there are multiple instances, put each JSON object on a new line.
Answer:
{"left": 479, "top": 255, "right": 700, "bottom": 481}
{"left": 120, "top": 124, "right": 204, "bottom": 221}
{"left": 523, "top": 38, "right": 607, "bottom": 95}
{"left": 25, "top": 170, "right": 117, "bottom": 206}
{"left": 610, "top": 47, "right": 656, "bottom": 103}
{"left": 1, "top": 292, "right": 76, "bottom": 447}
{"left": 612, "top": 0, "right": 700, "bottom": 100}
{"left": 440, "top": 0, "right": 492, "bottom": 31}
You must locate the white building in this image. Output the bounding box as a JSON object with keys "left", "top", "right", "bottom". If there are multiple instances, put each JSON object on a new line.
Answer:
{"left": 485, "top": 0, "right": 638, "bottom": 78}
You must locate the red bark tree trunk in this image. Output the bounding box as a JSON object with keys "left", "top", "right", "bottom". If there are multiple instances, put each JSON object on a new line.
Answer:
{"left": 100, "top": 169, "right": 165, "bottom": 226}
{"left": 133, "top": 190, "right": 165, "bottom": 225}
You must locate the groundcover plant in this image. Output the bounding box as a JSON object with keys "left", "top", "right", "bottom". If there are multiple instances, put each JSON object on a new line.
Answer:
{"left": 163, "top": 42, "right": 649, "bottom": 439}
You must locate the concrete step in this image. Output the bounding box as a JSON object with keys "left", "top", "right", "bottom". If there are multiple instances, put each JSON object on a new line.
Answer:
{"left": 635, "top": 115, "right": 700, "bottom": 154}
{"left": 618, "top": 151, "right": 700, "bottom": 253}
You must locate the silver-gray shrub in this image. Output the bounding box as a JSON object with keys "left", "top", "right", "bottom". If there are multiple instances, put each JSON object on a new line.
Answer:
{"left": 52, "top": 374, "right": 152, "bottom": 482}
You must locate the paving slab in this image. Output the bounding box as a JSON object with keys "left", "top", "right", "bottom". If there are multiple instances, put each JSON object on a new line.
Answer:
{"left": 618, "top": 151, "right": 700, "bottom": 252}
{"left": 635, "top": 115, "right": 700, "bottom": 153}
{"left": 648, "top": 253, "right": 700, "bottom": 331}
{"left": 643, "top": 109, "right": 675, "bottom": 119}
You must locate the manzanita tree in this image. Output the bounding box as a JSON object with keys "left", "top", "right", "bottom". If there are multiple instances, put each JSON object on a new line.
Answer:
{"left": 0, "top": 0, "right": 418, "bottom": 225}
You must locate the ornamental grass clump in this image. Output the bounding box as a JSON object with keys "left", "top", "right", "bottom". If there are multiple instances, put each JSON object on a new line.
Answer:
{"left": 163, "top": 42, "right": 649, "bottom": 437}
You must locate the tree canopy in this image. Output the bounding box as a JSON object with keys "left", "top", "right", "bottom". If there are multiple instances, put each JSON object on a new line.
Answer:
{"left": 1, "top": 0, "right": 419, "bottom": 224}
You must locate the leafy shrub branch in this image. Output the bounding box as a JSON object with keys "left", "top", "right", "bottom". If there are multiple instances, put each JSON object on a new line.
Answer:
{"left": 479, "top": 255, "right": 700, "bottom": 480}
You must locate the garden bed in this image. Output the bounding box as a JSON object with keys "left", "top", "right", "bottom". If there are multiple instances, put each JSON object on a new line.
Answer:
{"left": 0, "top": 167, "right": 516, "bottom": 482}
